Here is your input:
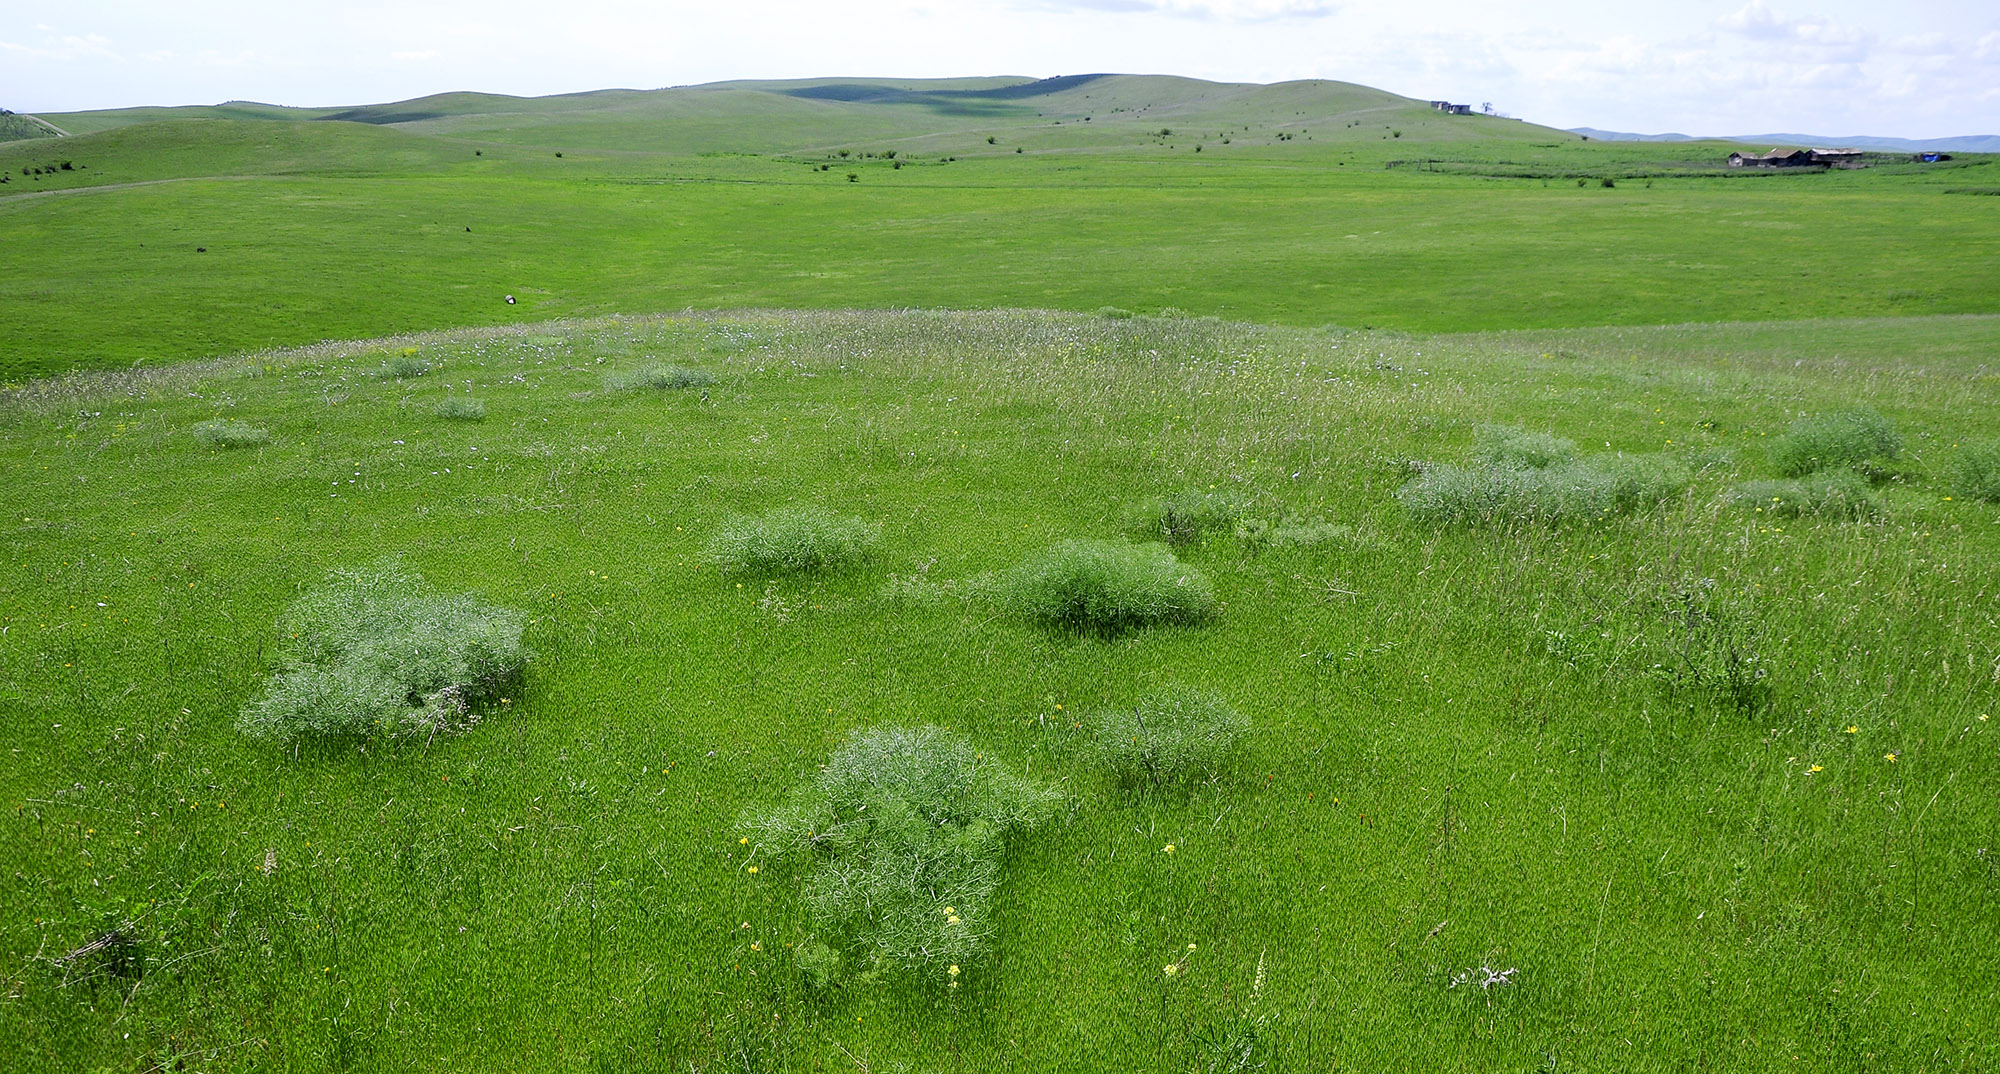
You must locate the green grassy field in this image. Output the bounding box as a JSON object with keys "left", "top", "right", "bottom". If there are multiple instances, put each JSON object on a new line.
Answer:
{"left": 3, "top": 75, "right": 1998, "bottom": 1071}
{"left": 3, "top": 309, "right": 1997, "bottom": 1071}
{"left": 3, "top": 76, "right": 1995, "bottom": 381}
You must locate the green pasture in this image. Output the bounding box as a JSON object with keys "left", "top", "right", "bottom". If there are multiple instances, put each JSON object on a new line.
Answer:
{"left": 3, "top": 75, "right": 1996, "bottom": 381}
{"left": 2, "top": 309, "right": 1997, "bottom": 1071}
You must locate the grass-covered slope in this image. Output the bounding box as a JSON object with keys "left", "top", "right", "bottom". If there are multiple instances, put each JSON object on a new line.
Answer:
{"left": 2, "top": 309, "right": 1996, "bottom": 1070}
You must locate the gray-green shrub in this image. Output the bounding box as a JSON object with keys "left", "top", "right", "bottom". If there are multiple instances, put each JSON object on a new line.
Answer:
{"left": 740, "top": 724, "right": 1058, "bottom": 984}
{"left": 1728, "top": 472, "right": 1879, "bottom": 518}
{"left": 1095, "top": 685, "right": 1248, "bottom": 787}
{"left": 1135, "top": 487, "right": 1242, "bottom": 546}
{"left": 1945, "top": 439, "right": 2000, "bottom": 502}
{"left": 191, "top": 419, "right": 270, "bottom": 449}
{"left": 999, "top": 538, "right": 1216, "bottom": 634}
{"left": 1398, "top": 454, "right": 1688, "bottom": 527}
{"left": 705, "top": 506, "right": 878, "bottom": 575}
{"left": 432, "top": 397, "right": 487, "bottom": 421}
{"left": 611, "top": 365, "right": 714, "bottom": 391}
{"left": 1767, "top": 408, "right": 1901, "bottom": 477}
{"left": 237, "top": 564, "right": 527, "bottom": 745}
{"left": 1469, "top": 424, "right": 1577, "bottom": 469}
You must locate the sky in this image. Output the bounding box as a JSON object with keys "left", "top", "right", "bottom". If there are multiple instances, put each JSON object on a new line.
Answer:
{"left": 3, "top": 0, "right": 1996, "bottom": 137}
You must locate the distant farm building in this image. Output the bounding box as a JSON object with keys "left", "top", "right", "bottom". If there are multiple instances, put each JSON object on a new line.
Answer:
{"left": 1428, "top": 101, "right": 1474, "bottom": 115}
{"left": 1727, "top": 148, "right": 1865, "bottom": 169}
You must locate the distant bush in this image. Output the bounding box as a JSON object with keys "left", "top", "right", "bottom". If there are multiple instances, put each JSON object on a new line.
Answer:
{"left": 1399, "top": 454, "right": 1688, "bottom": 527}
{"left": 1233, "top": 516, "right": 1366, "bottom": 553}
{"left": 1729, "top": 472, "right": 1879, "bottom": 518}
{"left": 1944, "top": 439, "right": 2000, "bottom": 503}
{"left": 1094, "top": 685, "right": 1248, "bottom": 788}
{"left": 1134, "top": 487, "right": 1242, "bottom": 546}
{"left": 1767, "top": 408, "right": 1901, "bottom": 477}
{"left": 238, "top": 564, "right": 527, "bottom": 745}
{"left": 191, "top": 419, "right": 270, "bottom": 448}
{"left": 1097, "top": 306, "right": 1136, "bottom": 320}
{"left": 1469, "top": 424, "right": 1577, "bottom": 469}
{"left": 705, "top": 506, "right": 879, "bottom": 575}
{"left": 999, "top": 539, "right": 1215, "bottom": 635}
{"left": 433, "top": 397, "right": 487, "bottom": 421}
{"left": 378, "top": 349, "right": 431, "bottom": 379}
{"left": 611, "top": 365, "right": 714, "bottom": 391}
{"left": 740, "top": 724, "right": 1058, "bottom": 985}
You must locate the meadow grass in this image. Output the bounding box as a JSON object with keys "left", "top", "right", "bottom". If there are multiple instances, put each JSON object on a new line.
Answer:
{"left": 2, "top": 309, "right": 1997, "bottom": 1071}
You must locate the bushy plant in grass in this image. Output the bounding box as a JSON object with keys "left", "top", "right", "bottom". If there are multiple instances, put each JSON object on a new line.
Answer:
{"left": 740, "top": 725, "right": 1058, "bottom": 985}
{"left": 1134, "top": 487, "right": 1242, "bottom": 546}
{"left": 377, "top": 349, "right": 431, "bottom": 379}
{"left": 432, "top": 397, "right": 487, "bottom": 421}
{"left": 1232, "top": 516, "right": 1366, "bottom": 553}
{"left": 1945, "top": 439, "right": 2000, "bottom": 502}
{"left": 1397, "top": 454, "right": 1688, "bottom": 527}
{"left": 237, "top": 564, "right": 527, "bottom": 745}
{"left": 1767, "top": 408, "right": 1901, "bottom": 477}
{"left": 190, "top": 419, "right": 270, "bottom": 448}
{"left": 1094, "top": 685, "right": 1248, "bottom": 788}
{"left": 998, "top": 538, "right": 1216, "bottom": 635}
{"left": 610, "top": 365, "right": 714, "bottom": 391}
{"left": 705, "top": 507, "right": 878, "bottom": 576}
{"left": 1470, "top": 424, "right": 1578, "bottom": 469}
{"left": 1728, "top": 472, "right": 1879, "bottom": 518}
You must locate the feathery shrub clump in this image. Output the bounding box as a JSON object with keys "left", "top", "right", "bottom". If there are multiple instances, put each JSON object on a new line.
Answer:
{"left": 238, "top": 564, "right": 527, "bottom": 745}
{"left": 1729, "top": 472, "right": 1879, "bottom": 518}
{"left": 999, "top": 538, "right": 1216, "bottom": 634}
{"left": 1767, "top": 408, "right": 1901, "bottom": 477}
{"left": 1398, "top": 452, "right": 1688, "bottom": 527}
{"left": 612, "top": 365, "right": 714, "bottom": 391}
{"left": 1094, "top": 685, "right": 1249, "bottom": 788}
{"left": 432, "top": 397, "right": 487, "bottom": 421}
{"left": 190, "top": 419, "right": 270, "bottom": 448}
{"left": 1135, "top": 487, "right": 1243, "bottom": 546}
{"left": 705, "top": 507, "right": 879, "bottom": 575}
{"left": 1945, "top": 439, "right": 2000, "bottom": 503}
{"left": 740, "top": 725, "right": 1058, "bottom": 986}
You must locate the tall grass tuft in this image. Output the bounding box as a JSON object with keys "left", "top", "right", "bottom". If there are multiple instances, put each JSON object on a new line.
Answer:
{"left": 1398, "top": 455, "right": 1688, "bottom": 527}
{"left": 1728, "top": 472, "right": 1879, "bottom": 518}
{"left": 1944, "top": 439, "right": 2000, "bottom": 502}
{"left": 190, "top": 419, "right": 270, "bottom": 448}
{"left": 998, "top": 538, "right": 1216, "bottom": 635}
{"left": 1134, "top": 487, "right": 1242, "bottom": 546}
{"left": 1469, "top": 424, "right": 1577, "bottom": 469}
{"left": 705, "top": 507, "right": 879, "bottom": 575}
{"left": 1094, "top": 685, "right": 1249, "bottom": 788}
{"left": 1767, "top": 408, "right": 1901, "bottom": 477}
{"left": 611, "top": 365, "right": 715, "bottom": 391}
{"left": 432, "top": 397, "right": 487, "bottom": 421}
{"left": 740, "top": 725, "right": 1058, "bottom": 985}
{"left": 237, "top": 564, "right": 527, "bottom": 745}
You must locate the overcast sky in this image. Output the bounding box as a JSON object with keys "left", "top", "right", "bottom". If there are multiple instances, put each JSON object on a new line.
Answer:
{"left": 4, "top": 0, "right": 1995, "bottom": 137}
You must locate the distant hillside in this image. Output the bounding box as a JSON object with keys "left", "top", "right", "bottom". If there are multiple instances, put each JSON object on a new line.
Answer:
{"left": 37, "top": 75, "right": 1573, "bottom": 156}
{"left": 1571, "top": 128, "right": 2000, "bottom": 153}
{"left": 0, "top": 111, "right": 65, "bottom": 143}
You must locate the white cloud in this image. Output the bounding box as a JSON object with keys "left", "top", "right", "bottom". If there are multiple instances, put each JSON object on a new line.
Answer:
{"left": 390, "top": 50, "right": 439, "bottom": 61}
{"left": 1022, "top": 0, "right": 1335, "bottom": 21}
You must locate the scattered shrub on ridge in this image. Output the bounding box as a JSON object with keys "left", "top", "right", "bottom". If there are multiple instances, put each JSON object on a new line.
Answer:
{"left": 1398, "top": 454, "right": 1688, "bottom": 527}
{"left": 998, "top": 538, "right": 1216, "bottom": 635}
{"left": 1134, "top": 487, "right": 1242, "bottom": 546}
{"left": 432, "top": 397, "right": 487, "bottom": 421}
{"left": 611, "top": 365, "right": 715, "bottom": 391}
{"left": 1728, "top": 472, "right": 1879, "bottom": 518}
{"left": 740, "top": 724, "right": 1058, "bottom": 986}
{"left": 237, "top": 564, "right": 527, "bottom": 745}
{"left": 1945, "top": 439, "right": 2000, "bottom": 503}
{"left": 705, "top": 506, "right": 879, "bottom": 575}
{"left": 1469, "top": 424, "right": 1577, "bottom": 469}
{"left": 191, "top": 419, "right": 270, "bottom": 448}
{"left": 1767, "top": 408, "right": 1901, "bottom": 477}
{"left": 1094, "top": 685, "right": 1249, "bottom": 788}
